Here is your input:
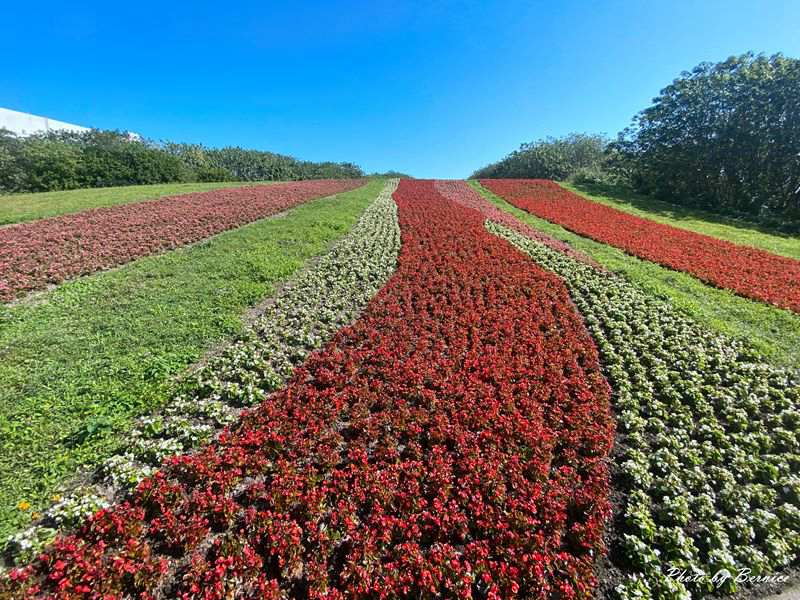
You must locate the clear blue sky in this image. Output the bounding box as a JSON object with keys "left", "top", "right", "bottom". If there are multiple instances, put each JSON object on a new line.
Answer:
{"left": 2, "top": 1, "right": 799, "bottom": 178}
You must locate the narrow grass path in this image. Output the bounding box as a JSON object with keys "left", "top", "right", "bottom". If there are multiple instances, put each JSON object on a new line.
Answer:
{"left": 0, "top": 178, "right": 383, "bottom": 539}
{"left": 471, "top": 181, "right": 800, "bottom": 367}
{"left": 562, "top": 181, "right": 800, "bottom": 260}
{"left": 0, "top": 181, "right": 275, "bottom": 225}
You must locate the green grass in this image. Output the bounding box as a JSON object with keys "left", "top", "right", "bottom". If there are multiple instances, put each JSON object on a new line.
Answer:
{"left": 0, "top": 181, "right": 275, "bottom": 225}
{"left": 471, "top": 181, "right": 800, "bottom": 368}
{"left": 561, "top": 181, "right": 800, "bottom": 260}
{"left": 0, "top": 178, "right": 383, "bottom": 539}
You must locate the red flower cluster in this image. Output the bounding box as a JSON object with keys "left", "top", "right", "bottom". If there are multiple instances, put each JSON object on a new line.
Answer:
{"left": 2, "top": 180, "right": 614, "bottom": 599}
{"left": 481, "top": 179, "right": 800, "bottom": 313}
{"left": 0, "top": 180, "right": 363, "bottom": 302}
{"left": 433, "top": 180, "right": 601, "bottom": 268}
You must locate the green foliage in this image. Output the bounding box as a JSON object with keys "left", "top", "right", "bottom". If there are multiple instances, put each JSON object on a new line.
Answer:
{"left": 470, "top": 133, "right": 617, "bottom": 183}
{"left": 0, "top": 130, "right": 191, "bottom": 193}
{"left": 369, "top": 170, "right": 413, "bottom": 178}
{"left": 194, "top": 166, "right": 236, "bottom": 182}
{"left": 298, "top": 160, "right": 363, "bottom": 180}
{"left": 17, "top": 136, "right": 83, "bottom": 191}
{"left": 163, "top": 143, "right": 363, "bottom": 182}
{"left": 0, "top": 179, "right": 381, "bottom": 538}
{"left": 472, "top": 52, "right": 800, "bottom": 226}
{"left": 616, "top": 52, "right": 800, "bottom": 226}
{"left": 0, "top": 133, "right": 24, "bottom": 191}
{"left": 80, "top": 130, "right": 191, "bottom": 187}
{"left": 0, "top": 130, "right": 365, "bottom": 194}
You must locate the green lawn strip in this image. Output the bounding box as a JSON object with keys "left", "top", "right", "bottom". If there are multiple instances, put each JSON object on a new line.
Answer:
{"left": 0, "top": 181, "right": 276, "bottom": 225}
{"left": 561, "top": 181, "right": 800, "bottom": 260}
{"left": 470, "top": 181, "right": 800, "bottom": 367}
{"left": 0, "top": 178, "right": 382, "bottom": 539}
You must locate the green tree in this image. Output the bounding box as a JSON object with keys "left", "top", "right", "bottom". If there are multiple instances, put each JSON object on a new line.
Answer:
{"left": 18, "top": 137, "right": 82, "bottom": 192}
{"left": 0, "top": 130, "right": 366, "bottom": 194}
{"left": 617, "top": 52, "right": 800, "bottom": 222}
{"left": 0, "top": 129, "right": 25, "bottom": 191}
{"left": 471, "top": 133, "right": 612, "bottom": 182}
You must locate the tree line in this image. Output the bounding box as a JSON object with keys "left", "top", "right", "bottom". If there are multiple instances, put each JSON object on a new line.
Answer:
{"left": 0, "top": 129, "right": 365, "bottom": 193}
{"left": 472, "top": 53, "right": 800, "bottom": 226}
{"left": 471, "top": 133, "right": 612, "bottom": 183}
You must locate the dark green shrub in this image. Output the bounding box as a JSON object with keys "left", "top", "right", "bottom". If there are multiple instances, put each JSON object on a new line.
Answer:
{"left": 616, "top": 52, "right": 800, "bottom": 224}
{"left": 0, "top": 129, "right": 365, "bottom": 194}
{"left": 75, "top": 130, "right": 191, "bottom": 187}
{"left": 0, "top": 130, "right": 26, "bottom": 191}
{"left": 17, "top": 137, "right": 82, "bottom": 192}
{"left": 471, "top": 133, "right": 613, "bottom": 182}
{"left": 194, "top": 166, "right": 236, "bottom": 182}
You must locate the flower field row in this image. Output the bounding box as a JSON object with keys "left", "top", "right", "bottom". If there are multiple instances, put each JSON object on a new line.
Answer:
{"left": 480, "top": 179, "right": 800, "bottom": 314}
{"left": 432, "top": 180, "right": 599, "bottom": 267}
{"left": 0, "top": 179, "right": 363, "bottom": 302}
{"left": 2, "top": 179, "right": 614, "bottom": 599}
{"left": 489, "top": 221, "right": 800, "bottom": 599}
{"left": 3, "top": 179, "right": 401, "bottom": 567}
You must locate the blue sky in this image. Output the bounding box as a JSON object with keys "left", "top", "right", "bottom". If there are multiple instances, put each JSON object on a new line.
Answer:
{"left": 2, "top": 1, "right": 799, "bottom": 178}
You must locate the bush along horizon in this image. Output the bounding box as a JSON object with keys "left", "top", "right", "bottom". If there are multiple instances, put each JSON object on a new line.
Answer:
{"left": 469, "top": 133, "right": 619, "bottom": 186}
{"left": 615, "top": 52, "right": 800, "bottom": 225}
{"left": 0, "top": 128, "right": 367, "bottom": 194}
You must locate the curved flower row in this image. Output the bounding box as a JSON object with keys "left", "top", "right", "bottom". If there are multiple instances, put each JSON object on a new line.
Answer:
{"left": 433, "top": 180, "right": 599, "bottom": 267}
{"left": 3, "top": 179, "right": 401, "bottom": 567}
{"left": 489, "top": 221, "right": 800, "bottom": 599}
{"left": 0, "top": 179, "right": 364, "bottom": 302}
{"left": 480, "top": 179, "right": 800, "bottom": 314}
{"left": 2, "top": 179, "right": 614, "bottom": 599}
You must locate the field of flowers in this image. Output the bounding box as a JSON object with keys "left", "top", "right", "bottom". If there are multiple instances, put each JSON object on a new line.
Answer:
{"left": 433, "top": 180, "right": 599, "bottom": 267}
{"left": 2, "top": 179, "right": 616, "bottom": 598}
{"left": 433, "top": 180, "right": 800, "bottom": 595}
{"left": 481, "top": 179, "right": 800, "bottom": 314}
{"left": 489, "top": 223, "right": 799, "bottom": 599}
{"left": 0, "top": 179, "right": 362, "bottom": 302}
{"left": 3, "top": 179, "right": 402, "bottom": 568}
{"left": 0, "top": 177, "right": 797, "bottom": 599}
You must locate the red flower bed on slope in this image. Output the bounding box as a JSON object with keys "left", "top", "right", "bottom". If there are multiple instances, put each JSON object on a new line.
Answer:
{"left": 481, "top": 179, "right": 800, "bottom": 313}
{"left": 0, "top": 180, "right": 363, "bottom": 302}
{"left": 2, "top": 180, "right": 614, "bottom": 599}
{"left": 433, "top": 180, "right": 600, "bottom": 268}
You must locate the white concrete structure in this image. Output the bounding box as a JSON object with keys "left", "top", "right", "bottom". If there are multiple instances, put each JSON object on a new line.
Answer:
{"left": 0, "top": 107, "right": 90, "bottom": 136}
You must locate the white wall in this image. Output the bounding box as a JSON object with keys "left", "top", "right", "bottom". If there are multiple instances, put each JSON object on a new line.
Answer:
{"left": 0, "top": 107, "right": 90, "bottom": 136}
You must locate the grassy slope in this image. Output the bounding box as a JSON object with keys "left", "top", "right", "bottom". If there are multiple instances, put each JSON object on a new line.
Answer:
{"left": 471, "top": 181, "right": 800, "bottom": 368}
{"left": 0, "top": 181, "right": 275, "bottom": 225}
{"left": 561, "top": 181, "right": 800, "bottom": 260}
{"left": 0, "top": 179, "right": 383, "bottom": 538}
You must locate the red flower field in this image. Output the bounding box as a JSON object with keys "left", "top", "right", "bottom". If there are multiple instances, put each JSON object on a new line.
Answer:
{"left": 433, "top": 180, "right": 600, "bottom": 268}
{"left": 2, "top": 180, "right": 614, "bottom": 599}
{"left": 0, "top": 179, "right": 363, "bottom": 302}
{"left": 481, "top": 179, "right": 800, "bottom": 313}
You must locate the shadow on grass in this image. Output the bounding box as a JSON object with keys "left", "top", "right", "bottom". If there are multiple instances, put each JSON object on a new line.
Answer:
{"left": 569, "top": 181, "right": 800, "bottom": 238}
